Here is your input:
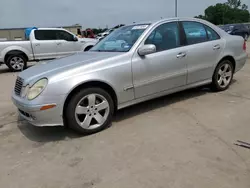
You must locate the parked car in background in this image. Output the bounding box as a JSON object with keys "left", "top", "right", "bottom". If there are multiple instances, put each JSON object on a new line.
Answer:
{"left": 96, "top": 29, "right": 115, "bottom": 41}
{"left": 245, "top": 24, "right": 250, "bottom": 35}
{"left": 82, "top": 28, "right": 95, "bottom": 38}
{"left": 96, "top": 25, "right": 125, "bottom": 41}
{"left": 0, "top": 28, "right": 98, "bottom": 71}
{"left": 12, "top": 18, "right": 247, "bottom": 134}
{"left": 220, "top": 24, "right": 249, "bottom": 41}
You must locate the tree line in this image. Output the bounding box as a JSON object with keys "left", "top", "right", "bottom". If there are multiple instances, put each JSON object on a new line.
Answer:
{"left": 195, "top": 0, "right": 250, "bottom": 25}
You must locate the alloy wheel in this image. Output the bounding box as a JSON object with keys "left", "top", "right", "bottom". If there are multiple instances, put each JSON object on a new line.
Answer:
{"left": 217, "top": 62, "right": 233, "bottom": 88}
{"left": 9, "top": 57, "right": 24, "bottom": 71}
{"left": 75, "top": 93, "right": 110, "bottom": 130}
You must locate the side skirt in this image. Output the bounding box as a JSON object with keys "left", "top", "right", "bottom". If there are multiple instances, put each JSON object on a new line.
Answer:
{"left": 118, "top": 79, "right": 212, "bottom": 110}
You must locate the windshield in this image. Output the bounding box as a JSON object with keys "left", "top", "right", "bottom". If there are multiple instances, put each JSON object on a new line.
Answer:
{"left": 90, "top": 24, "right": 149, "bottom": 52}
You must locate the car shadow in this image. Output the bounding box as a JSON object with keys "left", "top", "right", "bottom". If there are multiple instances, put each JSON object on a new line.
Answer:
{"left": 17, "top": 120, "right": 82, "bottom": 143}
{"left": 17, "top": 79, "right": 238, "bottom": 143}
{"left": 0, "top": 65, "right": 34, "bottom": 74}
{"left": 0, "top": 66, "right": 10, "bottom": 74}
{"left": 113, "top": 86, "right": 210, "bottom": 122}
{"left": 114, "top": 79, "right": 238, "bottom": 122}
{"left": 18, "top": 85, "right": 216, "bottom": 143}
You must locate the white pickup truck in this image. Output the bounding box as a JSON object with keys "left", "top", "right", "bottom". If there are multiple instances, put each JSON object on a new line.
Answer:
{"left": 0, "top": 28, "right": 98, "bottom": 71}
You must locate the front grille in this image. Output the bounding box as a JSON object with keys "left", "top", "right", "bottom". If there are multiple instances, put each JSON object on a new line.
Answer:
{"left": 14, "top": 77, "right": 24, "bottom": 96}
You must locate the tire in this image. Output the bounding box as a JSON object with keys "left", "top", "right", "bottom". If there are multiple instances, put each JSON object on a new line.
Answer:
{"left": 65, "top": 87, "right": 114, "bottom": 134}
{"left": 6, "top": 54, "right": 27, "bottom": 72}
{"left": 84, "top": 46, "right": 93, "bottom": 51}
{"left": 211, "top": 59, "right": 234, "bottom": 92}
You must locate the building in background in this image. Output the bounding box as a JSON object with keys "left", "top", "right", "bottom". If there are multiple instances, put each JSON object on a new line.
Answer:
{"left": 0, "top": 24, "right": 82, "bottom": 41}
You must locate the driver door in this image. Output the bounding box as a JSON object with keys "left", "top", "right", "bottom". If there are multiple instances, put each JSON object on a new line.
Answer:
{"left": 55, "top": 30, "right": 81, "bottom": 58}
{"left": 132, "top": 21, "right": 188, "bottom": 98}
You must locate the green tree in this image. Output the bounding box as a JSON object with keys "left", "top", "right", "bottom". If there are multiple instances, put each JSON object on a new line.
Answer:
{"left": 227, "top": 0, "right": 241, "bottom": 8}
{"left": 195, "top": 0, "right": 250, "bottom": 25}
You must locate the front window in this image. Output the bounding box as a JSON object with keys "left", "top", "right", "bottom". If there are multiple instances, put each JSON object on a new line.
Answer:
{"left": 91, "top": 24, "right": 149, "bottom": 52}
{"left": 145, "top": 22, "right": 180, "bottom": 52}
{"left": 55, "top": 30, "right": 75, "bottom": 41}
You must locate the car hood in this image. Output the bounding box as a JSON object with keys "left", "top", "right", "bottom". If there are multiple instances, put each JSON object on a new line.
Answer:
{"left": 19, "top": 51, "right": 123, "bottom": 84}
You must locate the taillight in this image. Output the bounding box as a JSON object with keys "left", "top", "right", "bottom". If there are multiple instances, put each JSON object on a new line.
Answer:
{"left": 243, "top": 41, "right": 246, "bottom": 51}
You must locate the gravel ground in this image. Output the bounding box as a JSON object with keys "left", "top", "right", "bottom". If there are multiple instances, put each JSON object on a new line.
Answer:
{"left": 0, "top": 43, "right": 250, "bottom": 188}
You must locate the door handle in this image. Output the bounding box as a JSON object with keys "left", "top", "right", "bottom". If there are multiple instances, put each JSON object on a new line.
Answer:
{"left": 176, "top": 52, "right": 186, "bottom": 58}
{"left": 213, "top": 45, "right": 220, "bottom": 50}
{"left": 57, "top": 43, "right": 62, "bottom": 45}
{"left": 35, "top": 44, "right": 40, "bottom": 46}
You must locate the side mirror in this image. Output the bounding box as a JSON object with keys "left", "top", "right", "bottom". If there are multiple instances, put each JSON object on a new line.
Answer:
{"left": 73, "top": 36, "right": 78, "bottom": 41}
{"left": 138, "top": 44, "right": 156, "bottom": 56}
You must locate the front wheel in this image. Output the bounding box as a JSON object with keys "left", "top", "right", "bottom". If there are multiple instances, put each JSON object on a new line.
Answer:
{"left": 65, "top": 88, "right": 114, "bottom": 134}
{"left": 211, "top": 60, "right": 234, "bottom": 91}
{"left": 6, "top": 54, "right": 27, "bottom": 72}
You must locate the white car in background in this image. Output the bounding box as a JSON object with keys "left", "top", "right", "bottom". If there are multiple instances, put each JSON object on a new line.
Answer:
{"left": 96, "top": 29, "right": 115, "bottom": 40}
{"left": 0, "top": 28, "right": 98, "bottom": 71}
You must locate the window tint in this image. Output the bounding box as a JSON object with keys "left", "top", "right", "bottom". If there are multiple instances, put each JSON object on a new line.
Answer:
{"left": 55, "top": 30, "right": 74, "bottom": 41}
{"left": 204, "top": 25, "right": 220, "bottom": 41}
{"left": 182, "top": 22, "right": 207, "bottom": 45}
{"left": 34, "top": 30, "right": 57, "bottom": 40}
{"left": 145, "top": 22, "right": 180, "bottom": 52}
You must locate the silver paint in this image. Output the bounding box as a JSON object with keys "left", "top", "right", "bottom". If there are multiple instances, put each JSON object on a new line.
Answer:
{"left": 12, "top": 18, "right": 248, "bottom": 127}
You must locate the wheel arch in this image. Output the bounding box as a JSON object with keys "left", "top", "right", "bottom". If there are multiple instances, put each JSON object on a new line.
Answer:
{"left": 4, "top": 50, "right": 29, "bottom": 63}
{"left": 217, "top": 55, "right": 236, "bottom": 73}
{"left": 63, "top": 80, "right": 118, "bottom": 120}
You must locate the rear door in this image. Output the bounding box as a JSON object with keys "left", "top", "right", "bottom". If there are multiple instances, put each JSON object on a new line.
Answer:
{"left": 32, "top": 30, "right": 58, "bottom": 59}
{"left": 54, "top": 30, "right": 81, "bottom": 57}
{"left": 179, "top": 21, "right": 224, "bottom": 84}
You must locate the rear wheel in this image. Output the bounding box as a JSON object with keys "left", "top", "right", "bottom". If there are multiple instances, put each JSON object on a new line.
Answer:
{"left": 65, "top": 88, "right": 114, "bottom": 134}
{"left": 6, "top": 54, "right": 27, "bottom": 72}
{"left": 211, "top": 59, "right": 234, "bottom": 91}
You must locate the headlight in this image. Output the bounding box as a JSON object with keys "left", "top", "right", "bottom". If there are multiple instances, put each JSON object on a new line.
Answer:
{"left": 27, "top": 78, "right": 48, "bottom": 100}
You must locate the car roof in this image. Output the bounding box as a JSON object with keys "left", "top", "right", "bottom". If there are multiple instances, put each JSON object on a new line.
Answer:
{"left": 127, "top": 17, "right": 213, "bottom": 26}
{"left": 37, "top": 28, "right": 67, "bottom": 30}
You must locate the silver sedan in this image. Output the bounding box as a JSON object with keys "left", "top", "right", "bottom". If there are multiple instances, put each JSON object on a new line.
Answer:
{"left": 12, "top": 18, "right": 248, "bottom": 134}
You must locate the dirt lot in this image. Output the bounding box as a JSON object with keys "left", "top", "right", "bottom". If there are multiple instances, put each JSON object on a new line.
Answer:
{"left": 0, "top": 43, "right": 250, "bottom": 188}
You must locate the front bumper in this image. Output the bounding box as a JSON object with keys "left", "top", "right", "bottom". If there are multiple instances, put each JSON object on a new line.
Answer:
{"left": 12, "top": 93, "right": 65, "bottom": 127}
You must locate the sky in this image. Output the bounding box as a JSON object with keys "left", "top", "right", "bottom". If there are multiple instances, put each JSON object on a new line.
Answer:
{"left": 0, "top": 0, "right": 249, "bottom": 29}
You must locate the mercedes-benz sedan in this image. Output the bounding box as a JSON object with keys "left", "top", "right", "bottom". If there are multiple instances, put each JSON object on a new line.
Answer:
{"left": 12, "top": 18, "right": 248, "bottom": 134}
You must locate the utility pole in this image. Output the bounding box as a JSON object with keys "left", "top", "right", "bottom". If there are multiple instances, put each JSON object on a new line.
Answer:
{"left": 175, "top": 0, "right": 178, "bottom": 17}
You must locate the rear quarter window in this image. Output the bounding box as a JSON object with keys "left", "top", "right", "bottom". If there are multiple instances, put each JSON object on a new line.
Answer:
{"left": 204, "top": 25, "right": 220, "bottom": 41}
{"left": 182, "top": 21, "right": 207, "bottom": 45}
